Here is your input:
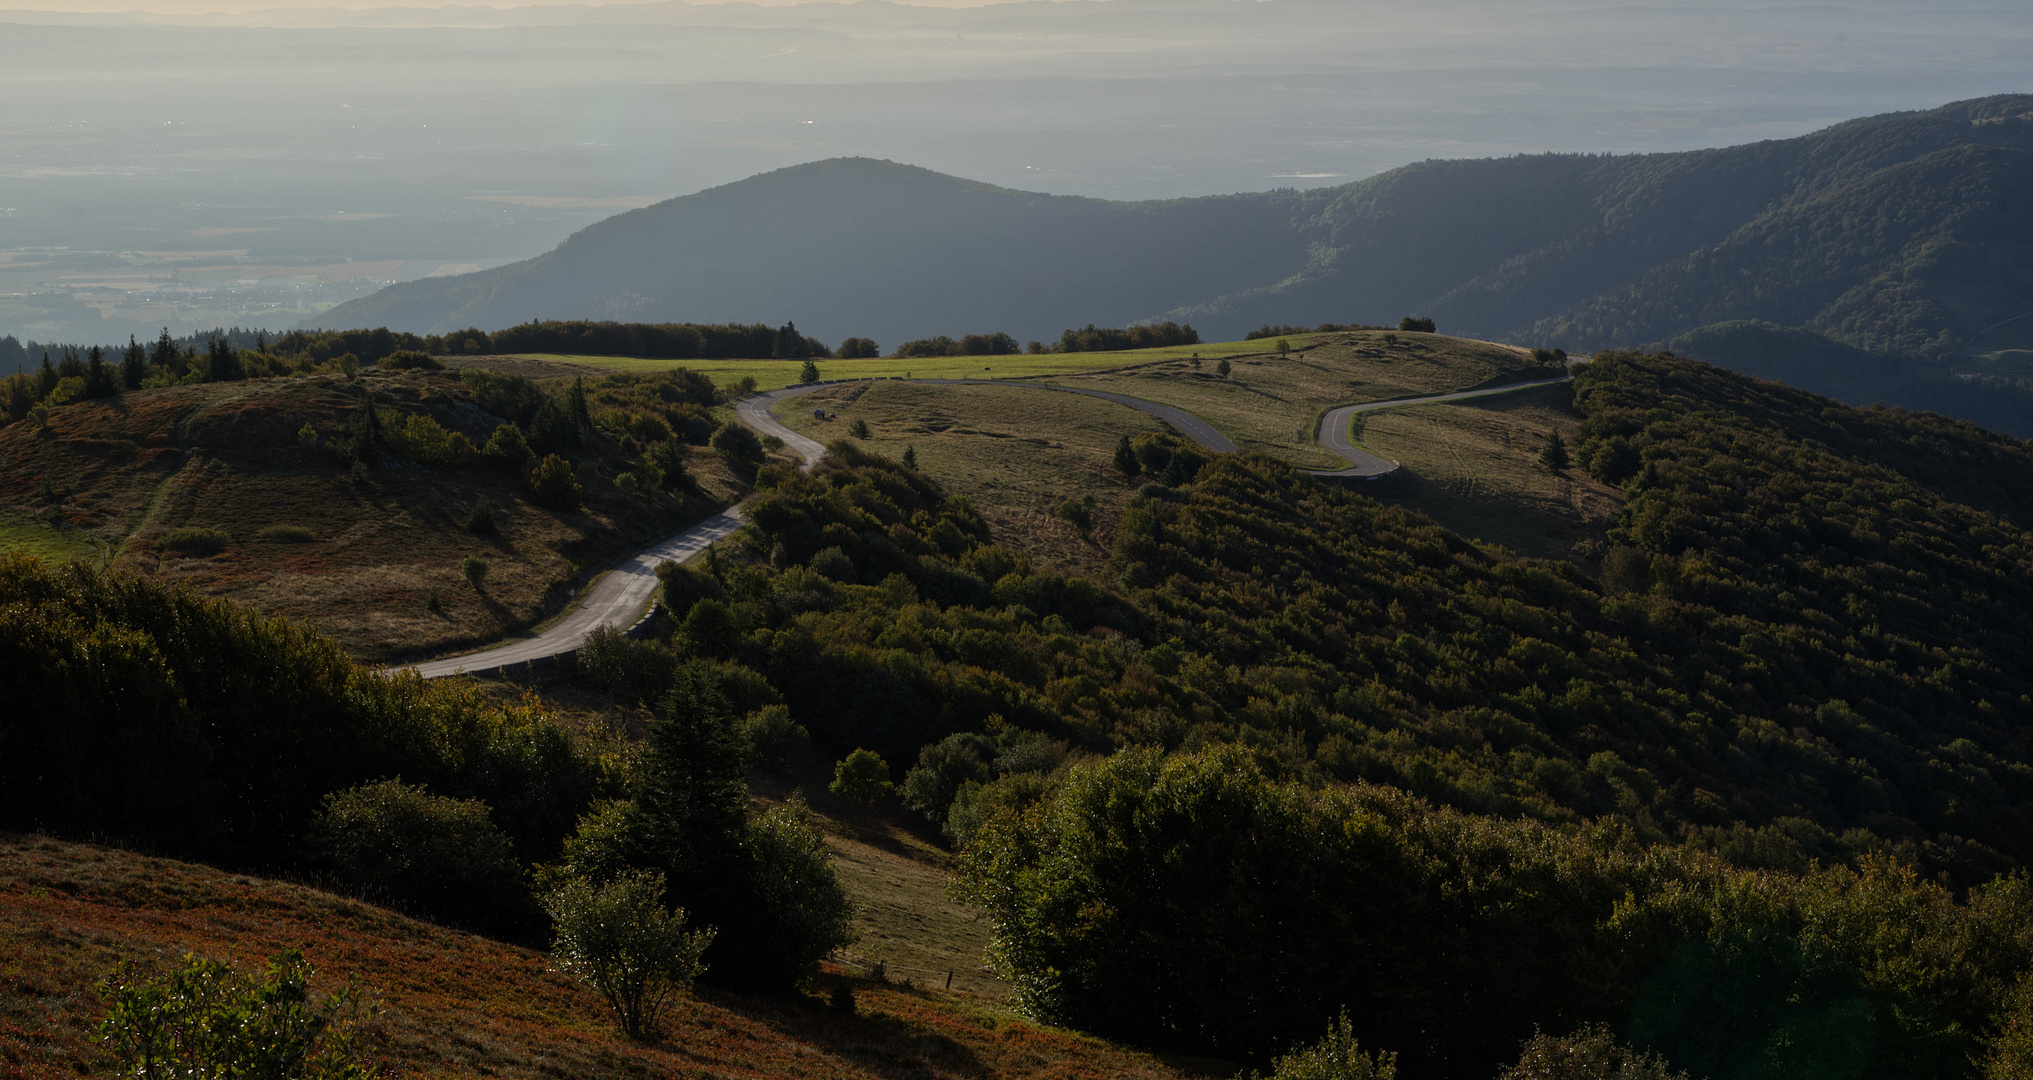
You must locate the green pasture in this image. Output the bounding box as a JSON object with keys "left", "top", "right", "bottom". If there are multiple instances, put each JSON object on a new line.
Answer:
{"left": 513, "top": 333, "right": 1334, "bottom": 391}
{"left": 0, "top": 520, "right": 104, "bottom": 564}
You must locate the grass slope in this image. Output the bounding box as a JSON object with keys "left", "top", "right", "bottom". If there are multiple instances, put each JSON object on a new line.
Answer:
{"left": 516, "top": 333, "right": 1317, "bottom": 392}
{"left": 1358, "top": 383, "right": 1623, "bottom": 563}
{"left": 0, "top": 368, "right": 741, "bottom": 662}
{"left": 774, "top": 380, "right": 1167, "bottom": 575}
{"left": 745, "top": 332, "right": 1567, "bottom": 568}
{"left": 1051, "top": 330, "right": 1553, "bottom": 468}
{"left": 0, "top": 833, "right": 1194, "bottom": 1080}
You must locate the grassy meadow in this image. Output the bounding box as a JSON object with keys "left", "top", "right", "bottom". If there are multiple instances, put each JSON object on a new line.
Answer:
{"left": 774, "top": 381, "right": 1166, "bottom": 574}
{"left": 1050, "top": 331, "right": 1556, "bottom": 469}
{"left": 0, "top": 368, "right": 742, "bottom": 663}
{"left": 513, "top": 332, "right": 1340, "bottom": 391}
{"left": 1356, "top": 383, "right": 1623, "bottom": 562}
{"left": 0, "top": 832, "right": 1196, "bottom": 1080}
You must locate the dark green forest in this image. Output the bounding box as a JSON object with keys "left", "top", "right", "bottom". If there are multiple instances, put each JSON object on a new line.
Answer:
{"left": 11, "top": 351, "right": 2033, "bottom": 1076}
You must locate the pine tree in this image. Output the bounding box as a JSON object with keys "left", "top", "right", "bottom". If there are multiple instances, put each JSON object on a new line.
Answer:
{"left": 1540, "top": 429, "right": 1571, "bottom": 471}
{"left": 1115, "top": 434, "right": 1140, "bottom": 477}
{"left": 83, "top": 348, "right": 117, "bottom": 398}
{"left": 635, "top": 665, "right": 750, "bottom": 891}
{"left": 151, "top": 328, "right": 179, "bottom": 371}
{"left": 774, "top": 321, "right": 811, "bottom": 360}
{"left": 902, "top": 445, "right": 918, "bottom": 469}
{"left": 567, "top": 377, "right": 592, "bottom": 431}
{"left": 800, "top": 359, "right": 820, "bottom": 383}
{"left": 121, "top": 335, "right": 147, "bottom": 390}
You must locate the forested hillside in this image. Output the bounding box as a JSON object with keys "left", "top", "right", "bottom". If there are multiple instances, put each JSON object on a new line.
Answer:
{"left": 318, "top": 96, "right": 2033, "bottom": 430}
{"left": 13, "top": 351, "right": 2033, "bottom": 1077}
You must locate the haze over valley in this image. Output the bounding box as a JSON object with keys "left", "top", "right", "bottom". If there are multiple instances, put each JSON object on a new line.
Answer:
{"left": 3, "top": 0, "right": 2031, "bottom": 345}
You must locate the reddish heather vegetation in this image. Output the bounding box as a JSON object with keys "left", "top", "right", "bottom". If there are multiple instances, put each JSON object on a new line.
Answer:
{"left": 0, "top": 834, "right": 1195, "bottom": 1080}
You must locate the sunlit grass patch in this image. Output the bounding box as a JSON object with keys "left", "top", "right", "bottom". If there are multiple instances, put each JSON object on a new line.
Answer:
{"left": 511, "top": 333, "right": 1340, "bottom": 391}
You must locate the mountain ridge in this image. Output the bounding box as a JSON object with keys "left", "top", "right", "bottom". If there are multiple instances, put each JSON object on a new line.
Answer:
{"left": 317, "top": 95, "right": 2033, "bottom": 426}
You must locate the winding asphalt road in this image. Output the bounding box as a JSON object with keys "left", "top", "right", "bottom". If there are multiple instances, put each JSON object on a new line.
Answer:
{"left": 402, "top": 368, "right": 1568, "bottom": 678}
{"left": 400, "top": 509, "right": 744, "bottom": 679}
{"left": 1309, "top": 374, "right": 1574, "bottom": 478}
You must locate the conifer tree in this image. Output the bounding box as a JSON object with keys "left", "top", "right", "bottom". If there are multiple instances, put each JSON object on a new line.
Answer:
{"left": 568, "top": 377, "right": 592, "bottom": 431}
{"left": 83, "top": 348, "right": 117, "bottom": 399}
{"left": 121, "top": 336, "right": 146, "bottom": 390}
{"left": 1115, "top": 434, "right": 1141, "bottom": 477}
{"left": 151, "top": 328, "right": 179, "bottom": 371}
{"left": 635, "top": 665, "right": 750, "bottom": 895}
{"left": 1540, "top": 429, "right": 1570, "bottom": 471}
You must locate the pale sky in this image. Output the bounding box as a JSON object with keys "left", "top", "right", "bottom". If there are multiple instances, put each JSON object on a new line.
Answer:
{"left": 0, "top": 0, "right": 1037, "bottom": 12}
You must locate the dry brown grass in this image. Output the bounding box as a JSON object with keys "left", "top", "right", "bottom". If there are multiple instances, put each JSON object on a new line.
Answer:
{"left": 0, "top": 371, "right": 744, "bottom": 663}
{"left": 777, "top": 381, "right": 1166, "bottom": 575}
{"left": 1356, "top": 383, "right": 1623, "bottom": 563}
{"left": 1050, "top": 330, "right": 1555, "bottom": 469}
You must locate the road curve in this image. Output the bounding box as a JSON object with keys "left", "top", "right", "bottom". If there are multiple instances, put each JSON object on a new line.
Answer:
{"left": 745, "top": 377, "right": 1237, "bottom": 455}
{"left": 401, "top": 369, "right": 1569, "bottom": 679}
{"left": 1309, "top": 374, "right": 1574, "bottom": 479}
{"left": 400, "top": 507, "right": 745, "bottom": 679}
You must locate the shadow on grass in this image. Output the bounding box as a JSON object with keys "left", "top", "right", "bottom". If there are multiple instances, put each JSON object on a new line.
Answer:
{"left": 695, "top": 979, "right": 990, "bottom": 1079}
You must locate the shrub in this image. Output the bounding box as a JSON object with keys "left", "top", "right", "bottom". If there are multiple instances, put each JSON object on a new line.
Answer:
{"left": 943, "top": 771, "right": 1051, "bottom": 847}
{"left": 529, "top": 454, "right": 582, "bottom": 510}
{"left": 734, "top": 795, "right": 858, "bottom": 987}
{"left": 901, "top": 732, "right": 994, "bottom": 826}
{"left": 738, "top": 704, "right": 813, "bottom": 770}
{"left": 309, "top": 778, "right": 527, "bottom": 933}
{"left": 848, "top": 418, "right": 871, "bottom": 439}
{"left": 1253, "top": 1011, "right": 1397, "bottom": 1080}
{"left": 481, "top": 422, "right": 535, "bottom": 474}
{"left": 1497, "top": 1027, "right": 1686, "bottom": 1080}
{"left": 463, "top": 496, "right": 497, "bottom": 535}
{"left": 1216, "top": 358, "right": 1232, "bottom": 377}
{"left": 709, "top": 422, "right": 765, "bottom": 466}
{"left": 160, "top": 527, "right": 230, "bottom": 555}
{"left": 258, "top": 524, "right": 317, "bottom": 542}
{"left": 542, "top": 869, "right": 713, "bottom": 1041}
{"left": 461, "top": 554, "right": 489, "bottom": 589}
{"left": 1540, "top": 429, "right": 1571, "bottom": 470}
{"left": 99, "top": 949, "right": 374, "bottom": 1080}
{"left": 830, "top": 748, "right": 893, "bottom": 804}
{"left": 655, "top": 559, "right": 728, "bottom": 619}
{"left": 378, "top": 349, "right": 442, "bottom": 371}
{"left": 384, "top": 412, "right": 475, "bottom": 467}
{"left": 1054, "top": 495, "right": 1096, "bottom": 539}
{"left": 810, "top": 546, "right": 856, "bottom": 582}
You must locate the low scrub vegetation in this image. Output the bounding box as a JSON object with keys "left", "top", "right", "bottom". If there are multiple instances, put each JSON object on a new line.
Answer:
{"left": 158, "top": 526, "right": 230, "bottom": 555}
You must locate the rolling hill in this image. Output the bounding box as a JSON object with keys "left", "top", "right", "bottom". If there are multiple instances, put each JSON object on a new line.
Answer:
{"left": 318, "top": 95, "right": 2033, "bottom": 429}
